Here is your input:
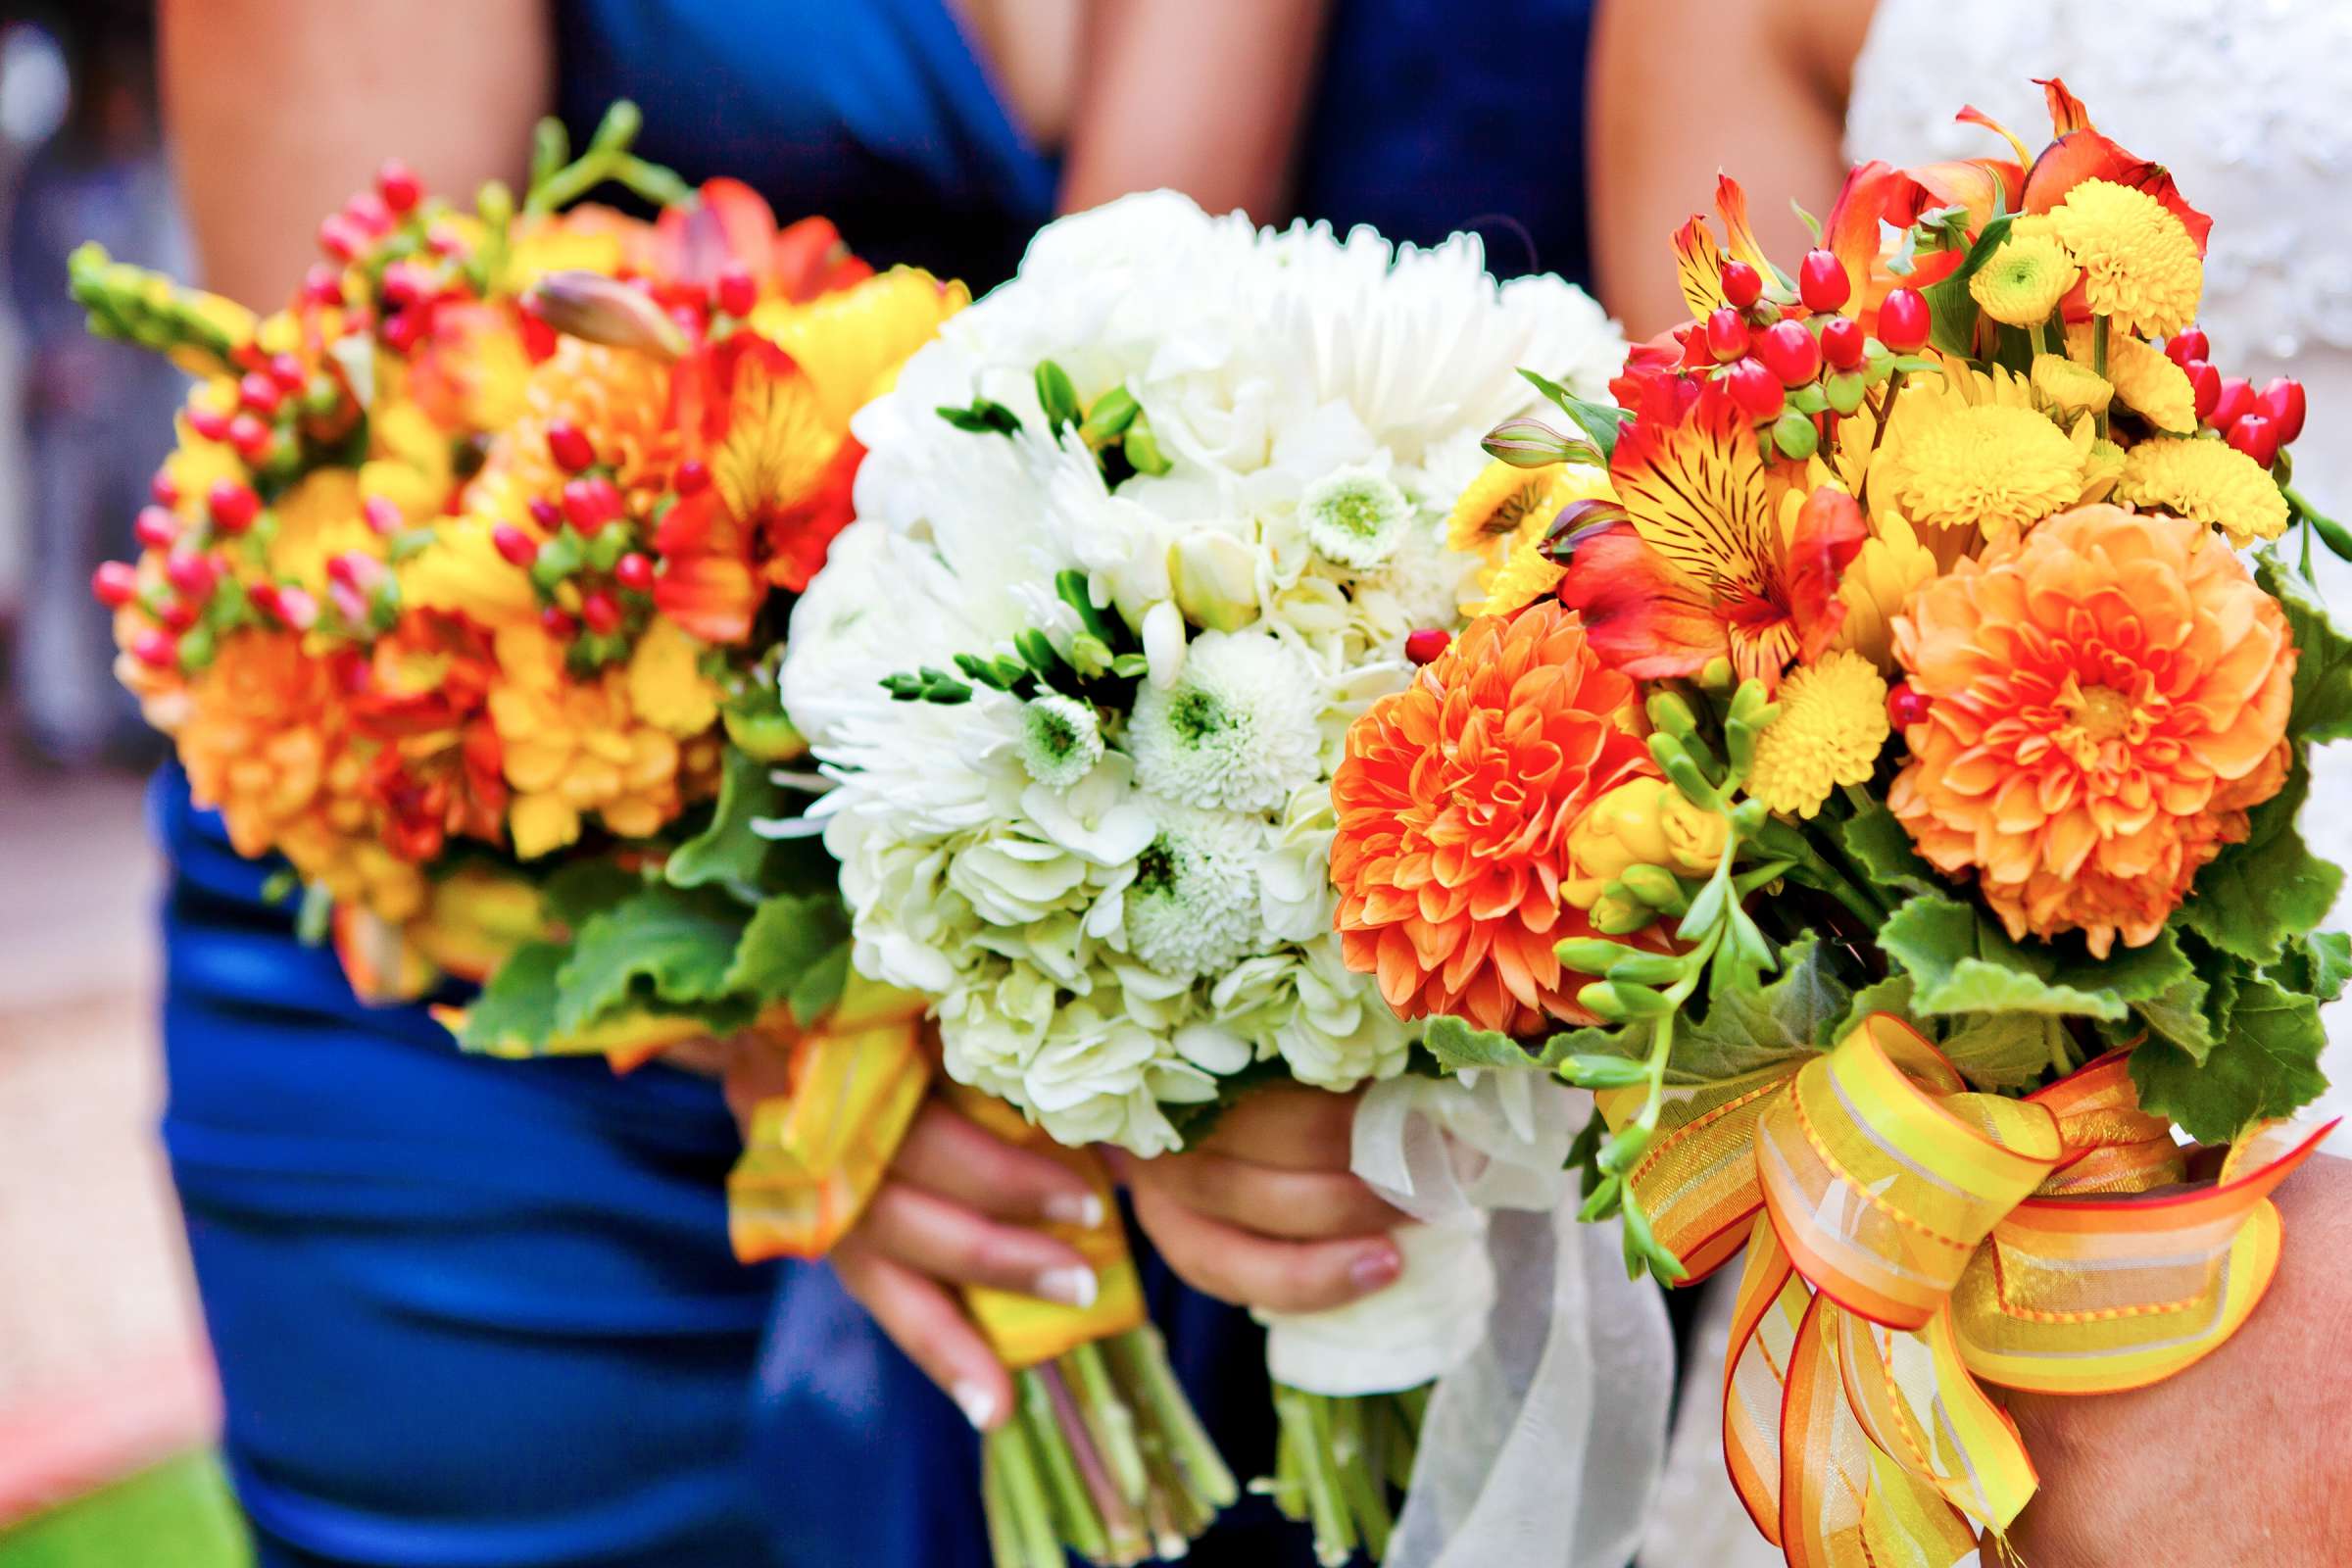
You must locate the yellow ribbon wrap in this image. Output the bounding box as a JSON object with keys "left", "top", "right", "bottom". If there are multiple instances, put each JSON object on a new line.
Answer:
{"left": 726, "top": 976, "right": 932, "bottom": 1262}
{"left": 1596, "top": 1013, "right": 2333, "bottom": 1567}
{"left": 947, "top": 1086, "right": 1148, "bottom": 1371}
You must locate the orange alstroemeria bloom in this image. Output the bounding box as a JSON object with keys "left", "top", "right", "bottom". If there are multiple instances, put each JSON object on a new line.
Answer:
{"left": 1332, "top": 603, "right": 1656, "bottom": 1038}
{"left": 1555, "top": 399, "right": 1865, "bottom": 693}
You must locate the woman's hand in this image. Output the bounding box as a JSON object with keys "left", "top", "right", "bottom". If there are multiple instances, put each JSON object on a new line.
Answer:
{"left": 1111, "top": 1085, "right": 1406, "bottom": 1314}
{"left": 723, "top": 1043, "right": 1101, "bottom": 1431}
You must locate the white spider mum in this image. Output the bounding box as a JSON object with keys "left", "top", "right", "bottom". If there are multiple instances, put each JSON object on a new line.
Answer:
{"left": 1299, "top": 465, "right": 1413, "bottom": 569}
{"left": 1128, "top": 628, "right": 1320, "bottom": 813}
{"left": 1018, "top": 694, "right": 1104, "bottom": 787}
{"left": 1122, "top": 802, "right": 1270, "bottom": 978}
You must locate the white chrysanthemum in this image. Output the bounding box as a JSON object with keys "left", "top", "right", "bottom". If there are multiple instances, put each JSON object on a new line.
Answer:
{"left": 1019, "top": 694, "right": 1102, "bottom": 787}
{"left": 1121, "top": 802, "right": 1268, "bottom": 978}
{"left": 1128, "top": 629, "right": 1320, "bottom": 812}
{"left": 1299, "top": 465, "right": 1412, "bottom": 568}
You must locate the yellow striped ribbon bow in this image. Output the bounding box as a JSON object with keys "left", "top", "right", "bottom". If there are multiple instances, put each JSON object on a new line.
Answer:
{"left": 1596, "top": 1013, "right": 2334, "bottom": 1567}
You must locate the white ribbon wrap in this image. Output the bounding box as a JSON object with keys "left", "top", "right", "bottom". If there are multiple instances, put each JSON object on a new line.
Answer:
{"left": 1257, "top": 1072, "right": 1675, "bottom": 1568}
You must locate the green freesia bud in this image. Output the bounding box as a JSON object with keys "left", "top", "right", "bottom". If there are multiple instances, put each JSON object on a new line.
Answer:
{"left": 1068, "top": 632, "right": 1114, "bottom": 678}
{"left": 1167, "top": 532, "right": 1260, "bottom": 632}
{"left": 1481, "top": 416, "right": 1600, "bottom": 469}
{"left": 1079, "top": 386, "right": 1140, "bottom": 447}
{"left": 1592, "top": 891, "right": 1655, "bottom": 936}
{"left": 1645, "top": 690, "right": 1698, "bottom": 740}
{"left": 1124, "top": 411, "right": 1172, "bottom": 475}
{"left": 1034, "top": 360, "right": 1080, "bottom": 434}
{"left": 1605, "top": 949, "right": 1687, "bottom": 986}
{"left": 1618, "top": 864, "right": 1690, "bottom": 912}
{"left": 1560, "top": 1054, "right": 1652, "bottom": 1090}
{"left": 1555, "top": 938, "right": 1631, "bottom": 976}
{"left": 1698, "top": 656, "right": 1735, "bottom": 693}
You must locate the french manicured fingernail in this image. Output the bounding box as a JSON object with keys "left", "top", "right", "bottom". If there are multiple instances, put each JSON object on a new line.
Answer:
{"left": 1033, "top": 1265, "right": 1099, "bottom": 1308}
{"left": 953, "top": 1380, "right": 999, "bottom": 1430}
{"left": 1042, "top": 1192, "right": 1105, "bottom": 1228}
{"left": 1348, "top": 1245, "right": 1402, "bottom": 1295}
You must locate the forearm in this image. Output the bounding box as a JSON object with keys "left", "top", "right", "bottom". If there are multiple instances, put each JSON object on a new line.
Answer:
{"left": 2006, "top": 1152, "right": 2352, "bottom": 1566}
{"left": 1056, "top": 0, "right": 1332, "bottom": 221}
{"left": 159, "top": 0, "right": 551, "bottom": 307}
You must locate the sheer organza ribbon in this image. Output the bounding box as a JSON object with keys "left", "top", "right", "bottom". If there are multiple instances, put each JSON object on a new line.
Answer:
{"left": 1594, "top": 1013, "right": 2335, "bottom": 1568}
{"left": 1262, "top": 1073, "right": 1675, "bottom": 1568}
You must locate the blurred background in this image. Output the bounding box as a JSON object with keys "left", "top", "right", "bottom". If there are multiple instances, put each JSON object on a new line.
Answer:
{"left": 0, "top": 2, "right": 245, "bottom": 1561}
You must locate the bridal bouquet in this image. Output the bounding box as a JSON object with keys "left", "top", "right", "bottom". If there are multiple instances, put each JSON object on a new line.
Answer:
{"left": 781, "top": 191, "right": 1664, "bottom": 1566}
{"left": 1339, "top": 79, "right": 2344, "bottom": 1568}
{"left": 81, "top": 105, "right": 961, "bottom": 1254}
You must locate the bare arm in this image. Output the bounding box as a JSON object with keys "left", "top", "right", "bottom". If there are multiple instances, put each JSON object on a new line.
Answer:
{"left": 1056, "top": 0, "right": 1334, "bottom": 220}
{"left": 1587, "top": 0, "right": 1875, "bottom": 337}
{"left": 158, "top": 0, "right": 553, "bottom": 308}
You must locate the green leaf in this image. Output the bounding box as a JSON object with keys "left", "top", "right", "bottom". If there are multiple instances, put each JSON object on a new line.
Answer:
{"left": 787, "top": 943, "right": 852, "bottom": 1028}
{"left": 1516, "top": 368, "right": 1631, "bottom": 460}
{"left": 2259, "top": 549, "right": 2352, "bottom": 744}
{"left": 1879, "top": 894, "right": 2191, "bottom": 1020}
{"left": 1830, "top": 971, "right": 1918, "bottom": 1044}
{"left": 937, "top": 398, "right": 1022, "bottom": 437}
{"left": 1423, "top": 1013, "right": 1618, "bottom": 1074}
{"left": 2129, "top": 970, "right": 2330, "bottom": 1142}
{"left": 2129, "top": 966, "right": 2221, "bottom": 1062}
{"left": 2177, "top": 760, "right": 2341, "bottom": 962}
{"left": 540, "top": 858, "right": 642, "bottom": 929}
{"left": 2298, "top": 931, "right": 2352, "bottom": 1004}
{"left": 722, "top": 892, "right": 852, "bottom": 1013}
{"left": 455, "top": 940, "right": 569, "bottom": 1054}
{"left": 666, "top": 747, "right": 786, "bottom": 900}
{"left": 1937, "top": 1012, "right": 2067, "bottom": 1091}
{"left": 1666, "top": 933, "right": 1849, "bottom": 1082}
{"left": 553, "top": 885, "right": 749, "bottom": 1034}
{"left": 1827, "top": 802, "right": 1941, "bottom": 901}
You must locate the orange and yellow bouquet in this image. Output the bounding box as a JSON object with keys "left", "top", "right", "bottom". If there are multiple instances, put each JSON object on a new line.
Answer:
{"left": 1332, "top": 80, "right": 2344, "bottom": 1567}
{"left": 78, "top": 103, "right": 962, "bottom": 1254}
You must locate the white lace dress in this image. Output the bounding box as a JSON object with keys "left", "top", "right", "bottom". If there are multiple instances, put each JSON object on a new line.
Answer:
{"left": 1643, "top": 11, "right": 2352, "bottom": 1562}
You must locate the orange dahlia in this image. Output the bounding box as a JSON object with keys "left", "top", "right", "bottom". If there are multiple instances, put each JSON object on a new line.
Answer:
{"left": 1888, "top": 505, "right": 2293, "bottom": 956}
{"left": 1332, "top": 602, "right": 1656, "bottom": 1036}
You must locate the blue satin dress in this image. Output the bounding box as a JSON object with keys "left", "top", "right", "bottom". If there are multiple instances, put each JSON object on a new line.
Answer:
{"left": 166, "top": 2, "right": 1597, "bottom": 1563}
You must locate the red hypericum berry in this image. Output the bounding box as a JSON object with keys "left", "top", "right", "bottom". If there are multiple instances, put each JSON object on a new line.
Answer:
{"left": 208, "top": 478, "right": 261, "bottom": 533}
{"left": 92, "top": 561, "right": 141, "bottom": 608}
{"left": 149, "top": 470, "right": 180, "bottom": 508}
{"left": 380, "top": 310, "right": 423, "bottom": 354}
{"left": 131, "top": 628, "right": 179, "bottom": 669}
{"left": 156, "top": 595, "right": 198, "bottom": 632}
{"left": 187, "top": 405, "right": 233, "bottom": 443}
{"left": 363, "top": 496, "right": 405, "bottom": 537}
{"left": 1403, "top": 627, "right": 1452, "bottom": 666}
{"left": 133, "top": 506, "right": 180, "bottom": 551}
{"left": 1798, "top": 249, "right": 1851, "bottom": 314}
{"left": 301, "top": 263, "right": 345, "bottom": 307}
{"left": 1724, "top": 358, "right": 1788, "bottom": 421}
{"left": 613, "top": 552, "right": 656, "bottom": 592}
{"left": 249, "top": 582, "right": 283, "bottom": 621}
{"left": 166, "top": 553, "right": 217, "bottom": 601}
{"left": 268, "top": 352, "right": 306, "bottom": 391}
{"left": 1718, "top": 260, "right": 1763, "bottom": 311}
{"left": 546, "top": 419, "right": 596, "bottom": 474}
{"left": 2228, "top": 413, "right": 2280, "bottom": 468}
{"left": 2165, "top": 327, "right": 2210, "bottom": 368}
{"left": 518, "top": 310, "right": 558, "bottom": 362}
{"left": 238, "top": 372, "right": 284, "bottom": 416}
{"left": 376, "top": 159, "right": 421, "bottom": 215}
{"left": 1818, "top": 315, "right": 1867, "bottom": 371}
{"left": 2259, "top": 377, "right": 2308, "bottom": 444}
{"left": 1877, "top": 288, "right": 1932, "bottom": 354}
{"left": 526, "top": 497, "right": 564, "bottom": 530}
{"left": 274, "top": 584, "right": 320, "bottom": 630}
{"left": 1886, "top": 682, "right": 1932, "bottom": 730}
{"left": 673, "top": 459, "right": 710, "bottom": 496}
{"left": 325, "top": 553, "right": 360, "bottom": 589}
{"left": 228, "top": 413, "right": 273, "bottom": 461}
{"left": 380, "top": 263, "right": 425, "bottom": 310}
{"left": 1704, "top": 307, "right": 1751, "bottom": 364}
{"left": 2184, "top": 360, "right": 2222, "bottom": 424}
{"left": 492, "top": 524, "right": 541, "bottom": 568}
{"left": 539, "top": 605, "right": 578, "bottom": 638}
{"left": 317, "top": 216, "right": 361, "bottom": 262}
{"left": 580, "top": 589, "right": 623, "bottom": 635}
{"left": 2210, "top": 375, "right": 2256, "bottom": 432}
{"left": 562, "top": 475, "right": 622, "bottom": 532}
{"left": 1753, "top": 318, "right": 1824, "bottom": 387}
{"left": 344, "top": 191, "right": 392, "bottom": 236}
{"left": 714, "top": 263, "right": 759, "bottom": 318}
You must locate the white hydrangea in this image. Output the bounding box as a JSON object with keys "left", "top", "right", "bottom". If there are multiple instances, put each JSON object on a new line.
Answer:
{"left": 784, "top": 192, "right": 1625, "bottom": 1151}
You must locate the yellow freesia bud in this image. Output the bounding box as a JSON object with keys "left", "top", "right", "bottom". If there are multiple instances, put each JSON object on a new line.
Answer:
{"left": 1167, "top": 531, "right": 1261, "bottom": 632}
{"left": 1568, "top": 779, "right": 1727, "bottom": 901}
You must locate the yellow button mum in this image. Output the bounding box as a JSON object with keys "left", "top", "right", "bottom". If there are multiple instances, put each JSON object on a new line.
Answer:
{"left": 2065, "top": 324, "right": 2196, "bottom": 433}
{"left": 2045, "top": 179, "right": 2204, "bottom": 337}
{"left": 1970, "top": 232, "right": 2079, "bottom": 326}
{"left": 2116, "top": 436, "right": 2290, "bottom": 546}
{"left": 1876, "top": 367, "right": 2089, "bottom": 541}
{"left": 2030, "top": 354, "right": 2112, "bottom": 419}
{"left": 1746, "top": 651, "right": 1890, "bottom": 818}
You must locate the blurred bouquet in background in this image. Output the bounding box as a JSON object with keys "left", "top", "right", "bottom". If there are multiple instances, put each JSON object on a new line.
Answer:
{"left": 1336, "top": 78, "right": 2345, "bottom": 1568}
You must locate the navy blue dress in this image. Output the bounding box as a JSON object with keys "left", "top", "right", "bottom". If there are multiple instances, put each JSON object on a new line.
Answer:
{"left": 164, "top": 2, "right": 1599, "bottom": 1564}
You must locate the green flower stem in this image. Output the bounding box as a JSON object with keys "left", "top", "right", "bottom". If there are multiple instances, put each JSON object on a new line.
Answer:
{"left": 1017, "top": 1370, "right": 1111, "bottom": 1562}
{"left": 1106, "top": 1328, "right": 1238, "bottom": 1512}
{"left": 1036, "top": 1360, "right": 1146, "bottom": 1560}
{"left": 1065, "top": 1340, "right": 1150, "bottom": 1510}
{"left": 985, "top": 1416, "right": 1067, "bottom": 1568}
{"left": 1763, "top": 818, "right": 1889, "bottom": 925}
{"left": 1329, "top": 1395, "right": 1395, "bottom": 1562}
{"left": 2091, "top": 315, "right": 2112, "bottom": 439}
{"left": 1277, "top": 1387, "right": 1356, "bottom": 1566}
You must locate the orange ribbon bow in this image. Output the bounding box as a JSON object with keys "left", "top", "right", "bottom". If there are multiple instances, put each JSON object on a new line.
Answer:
{"left": 1596, "top": 1013, "right": 2332, "bottom": 1567}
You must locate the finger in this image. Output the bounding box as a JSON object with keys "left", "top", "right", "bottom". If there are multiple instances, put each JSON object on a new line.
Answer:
{"left": 1196, "top": 1084, "right": 1360, "bottom": 1171}
{"left": 892, "top": 1101, "right": 1105, "bottom": 1229}
{"left": 833, "top": 1238, "right": 1012, "bottom": 1431}
{"left": 860, "top": 1182, "right": 1101, "bottom": 1307}
{"left": 1129, "top": 1180, "right": 1402, "bottom": 1313}
{"left": 1121, "top": 1149, "right": 1406, "bottom": 1240}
